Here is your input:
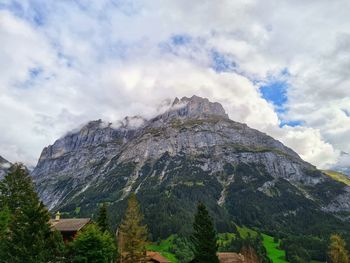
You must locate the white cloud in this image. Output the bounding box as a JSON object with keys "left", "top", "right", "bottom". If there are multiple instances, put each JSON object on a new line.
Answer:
{"left": 0, "top": 1, "right": 349, "bottom": 170}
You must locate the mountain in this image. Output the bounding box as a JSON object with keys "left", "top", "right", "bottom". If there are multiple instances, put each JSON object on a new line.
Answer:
{"left": 0, "top": 156, "right": 11, "bottom": 179}
{"left": 32, "top": 95, "right": 350, "bottom": 239}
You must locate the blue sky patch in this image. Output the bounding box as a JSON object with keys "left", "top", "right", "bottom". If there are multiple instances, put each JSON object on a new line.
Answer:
{"left": 260, "top": 70, "right": 290, "bottom": 113}
{"left": 0, "top": 0, "right": 46, "bottom": 26}
{"left": 211, "top": 49, "right": 236, "bottom": 73}
{"left": 158, "top": 34, "right": 197, "bottom": 59}
{"left": 14, "top": 67, "right": 44, "bottom": 89}
{"left": 259, "top": 70, "right": 304, "bottom": 127}
{"left": 170, "top": 34, "right": 192, "bottom": 46}
{"left": 279, "top": 120, "right": 303, "bottom": 127}
{"left": 32, "top": 7, "right": 45, "bottom": 26}
{"left": 0, "top": 1, "right": 24, "bottom": 17}
{"left": 29, "top": 67, "right": 43, "bottom": 79}
{"left": 260, "top": 80, "right": 288, "bottom": 111}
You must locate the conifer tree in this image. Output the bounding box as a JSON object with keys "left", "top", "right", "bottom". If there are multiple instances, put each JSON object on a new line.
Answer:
{"left": 97, "top": 202, "right": 110, "bottom": 233}
{"left": 328, "top": 234, "right": 349, "bottom": 263}
{"left": 190, "top": 203, "right": 219, "bottom": 263}
{"left": 0, "top": 206, "right": 10, "bottom": 262}
{"left": 119, "top": 193, "right": 148, "bottom": 263}
{"left": 69, "top": 223, "right": 116, "bottom": 263}
{"left": 0, "top": 164, "right": 63, "bottom": 263}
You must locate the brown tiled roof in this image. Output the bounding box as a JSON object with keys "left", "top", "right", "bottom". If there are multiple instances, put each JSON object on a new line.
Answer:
{"left": 146, "top": 251, "right": 171, "bottom": 263}
{"left": 49, "top": 218, "right": 91, "bottom": 232}
{"left": 218, "top": 252, "right": 246, "bottom": 263}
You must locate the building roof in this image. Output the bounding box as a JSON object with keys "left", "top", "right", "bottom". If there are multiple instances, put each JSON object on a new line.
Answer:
{"left": 146, "top": 251, "right": 171, "bottom": 263}
{"left": 49, "top": 218, "right": 91, "bottom": 232}
{"left": 217, "top": 252, "right": 245, "bottom": 263}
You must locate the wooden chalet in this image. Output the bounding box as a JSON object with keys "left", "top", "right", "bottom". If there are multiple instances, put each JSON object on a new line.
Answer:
{"left": 49, "top": 212, "right": 91, "bottom": 242}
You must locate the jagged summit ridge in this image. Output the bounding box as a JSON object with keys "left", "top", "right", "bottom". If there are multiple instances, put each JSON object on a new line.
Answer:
{"left": 35, "top": 96, "right": 229, "bottom": 166}
{"left": 159, "top": 95, "right": 229, "bottom": 121}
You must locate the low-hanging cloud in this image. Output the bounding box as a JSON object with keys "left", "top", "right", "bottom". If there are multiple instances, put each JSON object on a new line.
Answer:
{"left": 0, "top": 0, "right": 349, "bottom": 171}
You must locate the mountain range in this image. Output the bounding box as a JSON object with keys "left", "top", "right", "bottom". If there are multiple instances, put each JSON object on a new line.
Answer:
{"left": 27, "top": 95, "right": 350, "bottom": 240}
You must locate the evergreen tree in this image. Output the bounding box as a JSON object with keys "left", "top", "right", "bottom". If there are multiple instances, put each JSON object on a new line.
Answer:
{"left": 49, "top": 230, "right": 66, "bottom": 262}
{"left": 0, "top": 164, "right": 62, "bottom": 263}
{"left": 97, "top": 203, "right": 110, "bottom": 233}
{"left": 0, "top": 206, "right": 10, "bottom": 262}
{"left": 328, "top": 234, "right": 349, "bottom": 263}
{"left": 190, "top": 203, "right": 219, "bottom": 263}
{"left": 119, "top": 193, "right": 148, "bottom": 263}
{"left": 69, "top": 223, "right": 116, "bottom": 263}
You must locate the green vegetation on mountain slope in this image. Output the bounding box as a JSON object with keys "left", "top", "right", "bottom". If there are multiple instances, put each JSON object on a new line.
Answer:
{"left": 147, "top": 236, "right": 180, "bottom": 263}
{"left": 323, "top": 170, "right": 350, "bottom": 186}
{"left": 57, "top": 155, "right": 350, "bottom": 262}
{"left": 236, "top": 226, "right": 288, "bottom": 263}
{"left": 262, "top": 234, "right": 288, "bottom": 263}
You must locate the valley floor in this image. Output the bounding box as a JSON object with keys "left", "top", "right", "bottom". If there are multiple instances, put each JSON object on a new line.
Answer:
{"left": 148, "top": 227, "right": 289, "bottom": 263}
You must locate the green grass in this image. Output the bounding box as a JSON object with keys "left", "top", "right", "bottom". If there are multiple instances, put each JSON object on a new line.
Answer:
{"left": 236, "top": 225, "right": 257, "bottom": 238}
{"left": 262, "top": 234, "right": 288, "bottom": 263}
{"left": 323, "top": 170, "right": 350, "bottom": 186}
{"left": 149, "top": 227, "right": 289, "bottom": 263}
{"left": 147, "top": 235, "right": 179, "bottom": 263}
{"left": 217, "top": 233, "right": 236, "bottom": 248}
{"left": 236, "top": 226, "right": 288, "bottom": 263}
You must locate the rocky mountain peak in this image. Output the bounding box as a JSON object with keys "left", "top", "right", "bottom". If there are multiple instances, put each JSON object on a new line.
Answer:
{"left": 31, "top": 95, "right": 350, "bottom": 240}
{"left": 159, "top": 95, "right": 229, "bottom": 122}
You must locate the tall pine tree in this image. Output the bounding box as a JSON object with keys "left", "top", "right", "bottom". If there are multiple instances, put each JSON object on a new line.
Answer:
{"left": 97, "top": 203, "right": 110, "bottom": 233}
{"left": 190, "top": 203, "right": 219, "bottom": 263}
{"left": 119, "top": 193, "right": 148, "bottom": 263}
{"left": 328, "top": 234, "right": 349, "bottom": 263}
{"left": 0, "top": 164, "right": 64, "bottom": 263}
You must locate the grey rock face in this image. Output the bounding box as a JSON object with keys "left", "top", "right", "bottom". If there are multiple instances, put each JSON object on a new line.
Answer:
{"left": 0, "top": 156, "right": 11, "bottom": 179}
{"left": 32, "top": 119, "right": 138, "bottom": 209}
{"left": 162, "top": 95, "right": 229, "bottom": 120}
{"left": 323, "top": 186, "right": 350, "bottom": 213}
{"left": 32, "top": 96, "right": 350, "bottom": 216}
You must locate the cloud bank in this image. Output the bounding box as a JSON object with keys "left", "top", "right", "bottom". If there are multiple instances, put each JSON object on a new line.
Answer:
{"left": 0, "top": 0, "right": 349, "bottom": 170}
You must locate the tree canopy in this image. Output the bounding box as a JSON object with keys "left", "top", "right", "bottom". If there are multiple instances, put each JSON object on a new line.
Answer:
{"left": 328, "top": 234, "right": 349, "bottom": 263}
{"left": 68, "top": 223, "right": 116, "bottom": 263}
{"left": 0, "top": 164, "right": 64, "bottom": 263}
{"left": 190, "top": 202, "right": 219, "bottom": 263}
{"left": 97, "top": 202, "right": 110, "bottom": 233}
{"left": 119, "top": 193, "right": 148, "bottom": 263}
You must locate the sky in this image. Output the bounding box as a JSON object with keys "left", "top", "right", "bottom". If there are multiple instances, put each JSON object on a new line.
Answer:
{"left": 0, "top": 0, "right": 350, "bottom": 172}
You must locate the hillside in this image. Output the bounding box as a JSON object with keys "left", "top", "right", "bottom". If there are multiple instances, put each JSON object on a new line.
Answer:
{"left": 32, "top": 96, "right": 350, "bottom": 241}
{"left": 323, "top": 170, "right": 350, "bottom": 186}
